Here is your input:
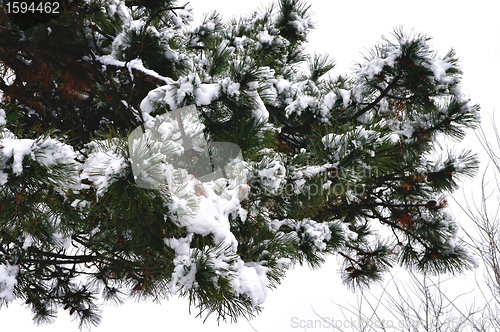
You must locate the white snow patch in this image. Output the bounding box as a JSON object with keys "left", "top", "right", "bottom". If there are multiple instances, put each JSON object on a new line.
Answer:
{"left": 80, "top": 141, "right": 128, "bottom": 198}
{"left": 220, "top": 78, "right": 240, "bottom": 99}
{"left": 235, "top": 262, "right": 269, "bottom": 308}
{"left": 359, "top": 48, "right": 402, "bottom": 77}
{"left": 238, "top": 207, "right": 248, "bottom": 222}
{"left": 22, "top": 234, "right": 33, "bottom": 250}
{"left": 324, "top": 91, "right": 337, "bottom": 109}
{"left": 339, "top": 89, "right": 351, "bottom": 108}
{"left": 256, "top": 157, "right": 286, "bottom": 195}
{"left": 275, "top": 79, "right": 291, "bottom": 94}
{"left": 0, "top": 109, "right": 6, "bottom": 126}
{"left": 0, "top": 264, "right": 18, "bottom": 302}
{"left": 127, "top": 59, "right": 172, "bottom": 85}
{"left": 195, "top": 84, "right": 219, "bottom": 106}
{"left": 399, "top": 123, "right": 415, "bottom": 138}
{"left": 246, "top": 83, "right": 269, "bottom": 122}
{"left": 165, "top": 234, "right": 193, "bottom": 257}
{"left": 429, "top": 59, "right": 451, "bottom": 82}
{"left": 257, "top": 30, "right": 273, "bottom": 44}
{"left": 322, "top": 133, "right": 342, "bottom": 149}
{"left": 1, "top": 138, "right": 34, "bottom": 175}
{"left": 0, "top": 171, "right": 7, "bottom": 185}
{"left": 36, "top": 138, "right": 76, "bottom": 168}
{"left": 299, "top": 219, "right": 332, "bottom": 252}
{"left": 97, "top": 54, "right": 126, "bottom": 68}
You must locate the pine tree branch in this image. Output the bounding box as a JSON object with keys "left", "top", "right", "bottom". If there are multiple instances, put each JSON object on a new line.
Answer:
{"left": 372, "top": 85, "right": 415, "bottom": 101}
{"left": 0, "top": 3, "right": 479, "bottom": 323}
{"left": 353, "top": 72, "right": 402, "bottom": 119}
{"left": 277, "top": 131, "right": 304, "bottom": 149}
{"left": 23, "top": 257, "right": 98, "bottom": 265}
{"left": 326, "top": 201, "right": 428, "bottom": 216}
{"left": 368, "top": 206, "right": 430, "bottom": 251}
{"left": 33, "top": 251, "right": 98, "bottom": 261}
{"left": 129, "top": 67, "right": 170, "bottom": 86}
{"left": 0, "top": 77, "right": 11, "bottom": 93}
{"left": 339, "top": 251, "right": 360, "bottom": 266}
{"left": 22, "top": 248, "right": 100, "bottom": 266}
{"left": 139, "top": 6, "right": 186, "bottom": 57}
{"left": 0, "top": 244, "right": 13, "bottom": 262}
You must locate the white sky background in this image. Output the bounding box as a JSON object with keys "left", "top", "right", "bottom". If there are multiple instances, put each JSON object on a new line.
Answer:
{"left": 1, "top": 0, "right": 500, "bottom": 331}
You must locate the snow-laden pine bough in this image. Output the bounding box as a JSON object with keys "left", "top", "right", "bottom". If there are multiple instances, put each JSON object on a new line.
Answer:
{"left": 0, "top": 0, "right": 479, "bottom": 327}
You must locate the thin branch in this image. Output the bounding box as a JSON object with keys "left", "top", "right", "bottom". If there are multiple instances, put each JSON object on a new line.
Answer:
{"left": 23, "top": 257, "right": 97, "bottom": 265}
{"left": 353, "top": 73, "right": 402, "bottom": 119}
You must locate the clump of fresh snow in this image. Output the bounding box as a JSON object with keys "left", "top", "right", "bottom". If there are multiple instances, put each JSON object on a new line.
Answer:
{"left": 276, "top": 257, "right": 292, "bottom": 268}
{"left": 0, "top": 137, "right": 34, "bottom": 176}
{"left": 322, "top": 133, "right": 342, "bottom": 149}
{"left": 298, "top": 219, "right": 333, "bottom": 252}
{"left": 359, "top": 47, "right": 402, "bottom": 78}
{"left": 80, "top": 140, "right": 128, "bottom": 197}
{"left": 254, "top": 155, "right": 286, "bottom": 195}
{"left": 285, "top": 95, "right": 316, "bottom": 117}
{"left": 140, "top": 86, "right": 170, "bottom": 114}
{"left": 257, "top": 30, "right": 274, "bottom": 44}
{"left": 22, "top": 234, "right": 34, "bottom": 250}
{"left": 0, "top": 263, "right": 18, "bottom": 303}
{"left": 105, "top": 0, "right": 131, "bottom": 23}
{"left": 289, "top": 15, "right": 313, "bottom": 36}
{"left": 398, "top": 123, "right": 415, "bottom": 138}
{"left": 340, "top": 222, "right": 358, "bottom": 241}
{"left": 323, "top": 91, "right": 337, "bottom": 109}
{"left": 176, "top": 74, "right": 198, "bottom": 106}
{"left": 35, "top": 138, "right": 77, "bottom": 168}
{"left": 167, "top": 234, "right": 198, "bottom": 294}
{"left": 237, "top": 206, "right": 248, "bottom": 222}
{"left": 428, "top": 59, "right": 452, "bottom": 83}
{"left": 387, "top": 133, "right": 400, "bottom": 143}
{"left": 139, "top": 74, "right": 222, "bottom": 110}
{"left": 96, "top": 54, "right": 126, "bottom": 70}
{"left": 338, "top": 89, "right": 351, "bottom": 108}
{"left": 246, "top": 82, "right": 270, "bottom": 122}
{"left": 165, "top": 234, "right": 193, "bottom": 257}
{"left": 293, "top": 163, "right": 337, "bottom": 180}
{"left": 0, "top": 131, "right": 77, "bottom": 185}
{"left": 170, "top": 9, "right": 193, "bottom": 28}
{"left": 0, "top": 170, "right": 7, "bottom": 185}
{"left": 220, "top": 77, "right": 241, "bottom": 99}
{"left": 127, "top": 104, "right": 275, "bottom": 306}
{"left": 0, "top": 109, "right": 6, "bottom": 126}
{"left": 195, "top": 83, "right": 219, "bottom": 106}
{"left": 126, "top": 58, "right": 172, "bottom": 85}
{"left": 275, "top": 78, "right": 291, "bottom": 94}
{"left": 235, "top": 262, "right": 269, "bottom": 308}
